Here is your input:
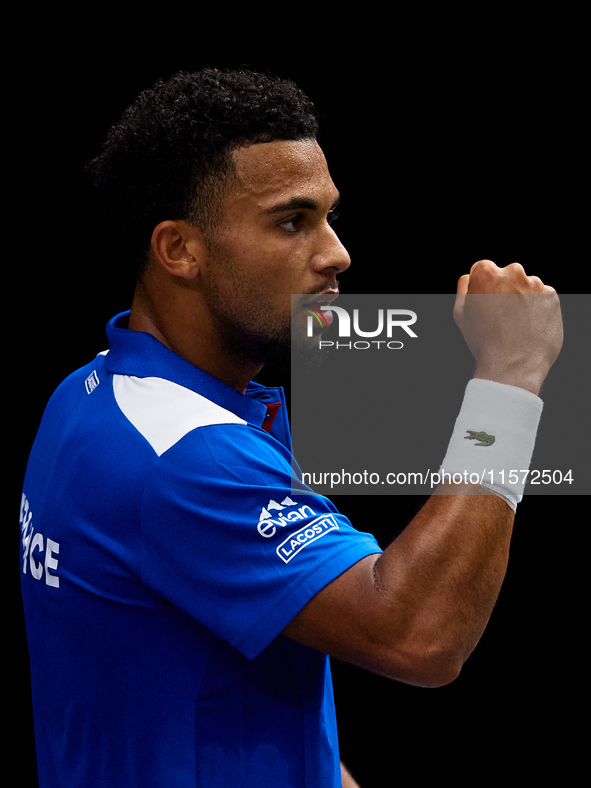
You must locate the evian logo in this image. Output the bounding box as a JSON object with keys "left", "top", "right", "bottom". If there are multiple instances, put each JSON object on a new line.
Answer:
{"left": 257, "top": 496, "right": 317, "bottom": 538}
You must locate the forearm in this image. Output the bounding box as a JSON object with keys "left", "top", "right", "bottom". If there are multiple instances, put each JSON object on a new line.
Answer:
{"left": 285, "top": 261, "right": 561, "bottom": 688}
{"left": 372, "top": 483, "right": 514, "bottom": 685}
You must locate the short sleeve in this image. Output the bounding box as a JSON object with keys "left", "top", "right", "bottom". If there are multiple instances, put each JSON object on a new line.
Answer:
{"left": 140, "top": 424, "right": 382, "bottom": 659}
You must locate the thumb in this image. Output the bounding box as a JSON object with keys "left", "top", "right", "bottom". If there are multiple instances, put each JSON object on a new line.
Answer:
{"left": 456, "top": 273, "right": 470, "bottom": 295}
{"left": 453, "top": 273, "right": 469, "bottom": 325}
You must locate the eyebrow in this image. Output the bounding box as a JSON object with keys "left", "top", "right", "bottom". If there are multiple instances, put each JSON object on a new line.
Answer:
{"left": 263, "top": 194, "right": 341, "bottom": 215}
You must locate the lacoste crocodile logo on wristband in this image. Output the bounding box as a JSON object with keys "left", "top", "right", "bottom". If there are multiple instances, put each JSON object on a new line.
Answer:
{"left": 465, "top": 430, "right": 496, "bottom": 447}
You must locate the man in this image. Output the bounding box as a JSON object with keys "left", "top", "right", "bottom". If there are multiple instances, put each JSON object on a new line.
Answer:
{"left": 19, "top": 68, "right": 563, "bottom": 787}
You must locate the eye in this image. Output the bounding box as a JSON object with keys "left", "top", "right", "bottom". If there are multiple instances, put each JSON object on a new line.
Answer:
{"left": 279, "top": 214, "right": 305, "bottom": 233}
{"left": 327, "top": 208, "right": 340, "bottom": 226}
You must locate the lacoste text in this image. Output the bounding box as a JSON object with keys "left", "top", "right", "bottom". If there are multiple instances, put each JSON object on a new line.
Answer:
{"left": 276, "top": 515, "right": 339, "bottom": 563}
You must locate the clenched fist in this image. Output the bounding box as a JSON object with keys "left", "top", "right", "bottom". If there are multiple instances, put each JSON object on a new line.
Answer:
{"left": 454, "top": 260, "right": 564, "bottom": 395}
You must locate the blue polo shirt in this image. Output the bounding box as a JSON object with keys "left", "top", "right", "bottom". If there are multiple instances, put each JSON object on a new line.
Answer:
{"left": 20, "top": 311, "right": 381, "bottom": 787}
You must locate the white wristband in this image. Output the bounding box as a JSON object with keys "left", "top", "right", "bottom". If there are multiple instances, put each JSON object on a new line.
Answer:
{"left": 439, "top": 379, "right": 544, "bottom": 510}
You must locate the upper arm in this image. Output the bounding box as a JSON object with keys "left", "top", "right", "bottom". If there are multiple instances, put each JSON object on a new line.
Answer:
{"left": 282, "top": 552, "right": 432, "bottom": 685}
{"left": 283, "top": 554, "right": 380, "bottom": 662}
{"left": 282, "top": 490, "right": 514, "bottom": 688}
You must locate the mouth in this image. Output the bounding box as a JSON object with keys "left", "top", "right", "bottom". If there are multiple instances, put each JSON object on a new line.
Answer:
{"left": 315, "top": 288, "right": 339, "bottom": 300}
{"left": 301, "top": 291, "right": 339, "bottom": 327}
{"left": 302, "top": 290, "right": 339, "bottom": 307}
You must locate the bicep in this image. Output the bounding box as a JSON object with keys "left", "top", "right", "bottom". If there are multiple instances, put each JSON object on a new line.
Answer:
{"left": 283, "top": 490, "right": 515, "bottom": 687}
{"left": 282, "top": 553, "right": 402, "bottom": 679}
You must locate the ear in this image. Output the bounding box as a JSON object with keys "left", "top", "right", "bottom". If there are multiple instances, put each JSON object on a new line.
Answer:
{"left": 149, "top": 220, "right": 206, "bottom": 280}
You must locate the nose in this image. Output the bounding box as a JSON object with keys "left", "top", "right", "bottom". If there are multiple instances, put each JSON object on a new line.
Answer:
{"left": 313, "top": 224, "right": 351, "bottom": 276}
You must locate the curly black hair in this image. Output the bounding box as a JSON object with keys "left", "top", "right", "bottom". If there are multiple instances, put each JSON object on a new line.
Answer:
{"left": 88, "top": 68, "right": 319, "bottom": 276}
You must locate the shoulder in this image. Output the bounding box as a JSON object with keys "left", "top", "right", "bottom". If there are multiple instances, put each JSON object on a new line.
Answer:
{"left": 111, "top": 373, "right": 250, "bottom": 457}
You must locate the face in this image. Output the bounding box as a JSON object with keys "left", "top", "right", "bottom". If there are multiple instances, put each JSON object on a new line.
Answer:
{"left": 200, "top": 139, "right": 351, "bottom": 365}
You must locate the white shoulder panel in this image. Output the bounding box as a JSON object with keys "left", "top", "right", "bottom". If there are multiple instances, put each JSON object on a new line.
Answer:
{"left": 113, "top": 375, "right": 247, "bottom": 456}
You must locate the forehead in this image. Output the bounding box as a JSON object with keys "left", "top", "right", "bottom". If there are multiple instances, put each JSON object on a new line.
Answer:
{"left": 228, "top": 139, "right": 337, "bottom": 210}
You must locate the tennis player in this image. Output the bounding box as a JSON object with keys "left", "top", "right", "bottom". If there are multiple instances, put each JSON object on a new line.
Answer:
{"left": 19, "top": 68, "right": 563, "bottom": 787}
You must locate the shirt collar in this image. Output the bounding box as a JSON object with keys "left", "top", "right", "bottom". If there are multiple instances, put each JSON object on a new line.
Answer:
{"left": 104, "top": 311, "right": 284, "bottom": 430}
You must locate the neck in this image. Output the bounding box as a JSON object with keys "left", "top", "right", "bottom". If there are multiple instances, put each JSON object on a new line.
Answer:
{"left": 128, "top": 281, "right": 263, "bottom": 394}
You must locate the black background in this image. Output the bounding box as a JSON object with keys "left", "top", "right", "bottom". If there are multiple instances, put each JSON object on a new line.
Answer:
{"left": 12, "top": 13, "right": 587, "bottom": 786}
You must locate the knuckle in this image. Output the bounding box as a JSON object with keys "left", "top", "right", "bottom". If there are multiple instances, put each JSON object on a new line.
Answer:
{"left": 528, "top": 275, "right": 547, "bottom": 292}
{"left": 471, "top": 259, "right": 495, "bottom": 272}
